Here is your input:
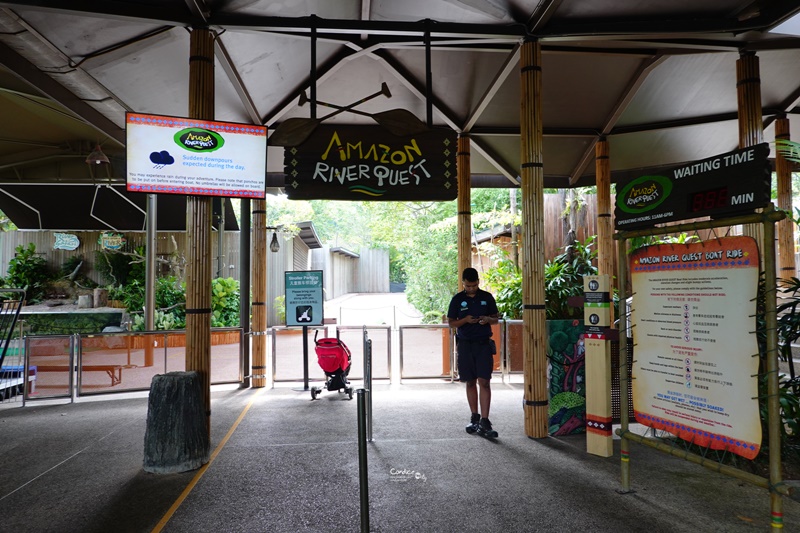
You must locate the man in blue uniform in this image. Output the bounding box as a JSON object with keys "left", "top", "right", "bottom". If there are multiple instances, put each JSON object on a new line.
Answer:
{"left": 447, "top": 267, "right": 500, "bottom": 438}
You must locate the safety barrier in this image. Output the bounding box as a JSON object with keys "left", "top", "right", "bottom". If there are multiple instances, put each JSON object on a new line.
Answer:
{"left": 13, "top": 328, "right": 242, "bottom": 402}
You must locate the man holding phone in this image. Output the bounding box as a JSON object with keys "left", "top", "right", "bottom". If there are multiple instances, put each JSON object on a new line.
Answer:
{"left": 447, "top": 267, "right": 500, "bottom": 438}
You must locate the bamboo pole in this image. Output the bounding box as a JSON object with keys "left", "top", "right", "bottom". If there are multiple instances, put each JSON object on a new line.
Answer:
{"left": 520, "top": 39, "right": 548, "bottom": 438}
{"left": 616, "top": 235, "right": 632, "bottom": 491}
{"left": 185, "top": 28, "right": 215, "bottom": 436}
{"left": 457, "top": 134, "right": 472, "bottom": 289}
{"left": 252, "top": 199, "right": 268, "bottom": 388}
{"left": 776, "top": 115, "right": 796, "bottom": 279}
{"left": 595, "top": 138, "right": 614, "bottom": 321}
{"left": 737, "top": 51, "right": 765, "bottom": 256}
{"left": 763, "top": 211, "right": 785, "bottom": 529}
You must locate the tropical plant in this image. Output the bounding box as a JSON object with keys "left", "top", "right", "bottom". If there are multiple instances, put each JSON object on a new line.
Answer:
{"left": 211, "top": 277, "right": 240, "bottom": 327}
{"left": 274, "top": 295, "right": 286, "bottom": 324}
{"left": 479, "top": 243, "right": 522, "bottom": 319}
{"left": 544, "top": 236, "right": 598, "bottom": 320}
{"left": 4, "top": 243, "right": 51, "bottom": 303}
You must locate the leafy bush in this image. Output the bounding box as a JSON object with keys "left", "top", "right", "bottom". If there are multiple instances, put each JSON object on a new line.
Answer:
{"left": 5, "top": 243, "right": 51, "bottom": 303}
{"left": 479, "top": 243, "right": 522, "bottom": 319}
{"left": 211, "top": 277, "right": 239, "bottom": 327}
{"left": 274, "top": 295, "right": 286, "bottom": 324}
{"left": 544, "top": 236, "right": 597, "bottom": 320}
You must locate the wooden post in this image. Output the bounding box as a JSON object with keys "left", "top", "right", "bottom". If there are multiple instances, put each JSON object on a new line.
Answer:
{"left": 595, "top": 137, "right": 614, "bottom": 321}
{"left": 185, "top": 28, "right": 215, "bottom": 437}
{"left": 520, "top": 39, "right": 548, "bottom": 438}
{"left": 776, "top": 115, "right": 796, "bottom": 279}
{"left": 737, "top": 51, "right": 764, "bottom": 256}
{"left": 252, "top": 199, "right": 268, "bottom": 388}
{"left": 457, "top": 134, "right": 472, "bottom": 288}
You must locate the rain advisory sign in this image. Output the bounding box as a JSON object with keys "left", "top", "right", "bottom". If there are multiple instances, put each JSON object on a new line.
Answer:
{"left": 284, "top": 125, "right": 457, "bottom": 201}
{"left": 126, "top": 113, "right": 267, "bottom": 198}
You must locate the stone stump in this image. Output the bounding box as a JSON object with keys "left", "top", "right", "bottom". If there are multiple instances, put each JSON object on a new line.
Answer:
{"left": 143, "top": 371, "right": 209, "bottom": 474}
{"left": 93, "top": 288, "right": 108, "bottom": 308}
{"left": 77, "top": 294, "right": 93, "bottom": 308}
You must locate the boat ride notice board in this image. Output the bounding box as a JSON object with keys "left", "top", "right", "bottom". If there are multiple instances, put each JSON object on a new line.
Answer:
{"left": 630, "top": 236, "right": 761, "bottom": 459}
{"left": 285, "top": 270, "right": 323, "bottom": 327}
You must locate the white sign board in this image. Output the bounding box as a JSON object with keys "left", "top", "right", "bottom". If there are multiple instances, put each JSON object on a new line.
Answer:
{"left": 630, "top": 236, "right": 761, "bottom": 459}
{"left": 285, "top": 271, "right": 324, "bottom": 327}
{"left": 126, "top": 112, "right": 266, "bottom": 198}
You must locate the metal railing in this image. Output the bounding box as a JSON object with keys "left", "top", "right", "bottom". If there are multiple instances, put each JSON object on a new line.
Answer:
{"left": 398, "top": 324, "right": 453, "bottom": 380}
{"left": 16, "top": 328, "right": 242, "bottom": 403}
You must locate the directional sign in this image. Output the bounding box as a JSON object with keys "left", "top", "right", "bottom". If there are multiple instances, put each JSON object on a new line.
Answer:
{"left": 285, "top": 270, "right": 324, "bottom": 327}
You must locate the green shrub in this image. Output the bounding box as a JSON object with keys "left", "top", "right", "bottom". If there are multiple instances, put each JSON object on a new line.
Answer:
{"left": 479, "top": 243, "right": 522, "bottom": 319}
{"left": 5, "top": 243, "right": 50, "bottom": 303}
{"left": 211, "top": 277, "right": 239, "bottom": 327}
{"left": 274, "top": 295, "right": 286, "bottom": 324}
{"left": 543, "top": 236, "right": 597, "bottom": 320}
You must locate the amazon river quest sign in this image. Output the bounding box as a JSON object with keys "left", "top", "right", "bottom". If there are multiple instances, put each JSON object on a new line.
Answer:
{"left": 284, "top": 125, "right": 457, "bottom": 201}
{"left": 614, "top": 144, "right": 771, "bottom": 230}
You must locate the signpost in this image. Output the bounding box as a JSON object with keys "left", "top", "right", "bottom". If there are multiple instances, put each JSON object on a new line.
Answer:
{"left": 284, "top": 125, "right": 457, "bottom": 201}
{"left": 285, "top": 271, "right": 324, "bottom": 390}
{"left": 614, "top": 143, "right": 771, "bottom": 229}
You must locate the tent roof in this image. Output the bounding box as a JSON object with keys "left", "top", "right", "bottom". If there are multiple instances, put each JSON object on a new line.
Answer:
{"left": 0, "top": 0, "right": 798, "bottom": 207}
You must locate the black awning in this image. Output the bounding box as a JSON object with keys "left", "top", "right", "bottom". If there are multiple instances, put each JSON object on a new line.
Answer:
{"left": 0, "top": 185, "right": 239, "bottom": 231}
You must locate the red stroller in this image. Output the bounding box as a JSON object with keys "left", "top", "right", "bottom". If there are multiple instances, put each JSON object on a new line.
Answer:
{"left": 311, "top": 331, "right": 353, "bottom": 400}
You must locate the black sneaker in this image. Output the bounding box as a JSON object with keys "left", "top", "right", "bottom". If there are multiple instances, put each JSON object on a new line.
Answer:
{"left": 466, "top": 412, "right": 480, "bottom": 434}
{"left": 477, "top": 418, "right": 498, "bottom": 439}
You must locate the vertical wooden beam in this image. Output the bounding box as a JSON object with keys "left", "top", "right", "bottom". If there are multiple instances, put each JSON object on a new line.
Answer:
{"left": 252, "top": 199, "right": 268, "bottom": 388}
{"left": 595, "top": 137, "right": 614, "bottom": 319}
{"left": 737, "top": 51, "right": 764, "bottom": 254}
{"left": 776, "top": 115, "right": 796, "bottom": 279}
{"left": 185, "top": 27, "right": 214, "bottom": 436}
{"left": 520, "top": 39, "right": 548, "bottom": 439}
{"left": 457, "top": 134, "right": 472, "bottom": 289}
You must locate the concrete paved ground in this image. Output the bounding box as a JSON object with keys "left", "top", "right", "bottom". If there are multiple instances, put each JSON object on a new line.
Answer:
{"left": 1, "top": 381, "right": 797, "bottom": 532}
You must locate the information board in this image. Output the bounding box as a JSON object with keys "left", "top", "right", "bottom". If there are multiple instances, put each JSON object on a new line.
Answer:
{"left": 630, "top": 237, "right": 761, "bottom": 459}
{"left": 615, "top": 144, "right": 770, "bottom": 230}
{"left": 126, "top": 112, "right": 267, "bottom": 198}
{"left": 285, "top": 270, "right": 324, "bottom": 327}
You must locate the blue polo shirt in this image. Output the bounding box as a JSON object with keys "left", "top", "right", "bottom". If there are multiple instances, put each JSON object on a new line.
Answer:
{"left": 447, "top": 288, "right": 498, "bottom": 340}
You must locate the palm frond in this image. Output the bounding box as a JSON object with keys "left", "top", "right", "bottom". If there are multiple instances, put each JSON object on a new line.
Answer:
{"left": 775, "top": 139, "right": 800, "bottom": 164}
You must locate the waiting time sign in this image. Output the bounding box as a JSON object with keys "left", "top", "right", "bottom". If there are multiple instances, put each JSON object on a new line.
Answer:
{"left": 614, "top": 144, "right": 771, "bottom": 229}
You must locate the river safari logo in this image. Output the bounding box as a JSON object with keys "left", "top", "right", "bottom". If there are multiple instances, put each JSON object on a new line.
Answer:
{"left": 173, "top": 128, "right": 225, "bottom": 153}
{"left": 616, "top": 174, "right": 673, "bottom": 214}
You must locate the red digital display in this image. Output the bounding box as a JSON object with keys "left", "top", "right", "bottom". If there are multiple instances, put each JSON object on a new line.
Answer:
{"left": 688, "top": 186, "right": 728, "bottom": 212}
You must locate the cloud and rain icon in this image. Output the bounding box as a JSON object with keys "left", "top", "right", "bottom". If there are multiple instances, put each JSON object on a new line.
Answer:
{"left": 150, "top": 150, "right": 175, "bottom": 169}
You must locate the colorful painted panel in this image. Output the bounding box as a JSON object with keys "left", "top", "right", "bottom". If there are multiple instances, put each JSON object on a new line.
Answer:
{"left": 548, "top": 319, "right": 586, "bottom": 436}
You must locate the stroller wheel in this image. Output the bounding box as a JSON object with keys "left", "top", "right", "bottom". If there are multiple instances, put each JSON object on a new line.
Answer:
{"left": 311, "top": 387, "right": 318, "bottom": 400}
{"left": 347, "top": 387, "right": 353, "bottom": 400}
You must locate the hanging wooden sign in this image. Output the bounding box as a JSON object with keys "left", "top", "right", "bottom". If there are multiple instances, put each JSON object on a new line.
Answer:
{"left": 284, "top": 125, "right": 457, "bottom": 201}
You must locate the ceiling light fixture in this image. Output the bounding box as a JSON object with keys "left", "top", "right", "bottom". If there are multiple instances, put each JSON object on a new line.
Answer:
{"left": 85, "top": 144, "right": 109, "bottom": 165}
